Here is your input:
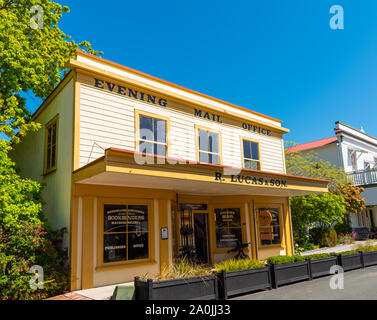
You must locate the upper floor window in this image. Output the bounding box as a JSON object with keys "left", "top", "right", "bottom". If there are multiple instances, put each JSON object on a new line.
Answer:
{"left": 44, "top": 116, "right": 58, "bottom": 174}
{"left": 196, "top": 126, "right": 221, "bottom": 165}
{"left": 136, "top": 111, "right": 168, "bottom": 157}
{"left": 242, "top": 138, "right": 260, "bottom": 170}
{"left": 348, "top": 149, "right": 357, "bottom": 170}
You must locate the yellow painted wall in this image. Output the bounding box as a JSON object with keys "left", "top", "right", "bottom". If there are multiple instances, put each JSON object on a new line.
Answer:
{"left": 10, "top": 78, "right": 74, "bottom": 248}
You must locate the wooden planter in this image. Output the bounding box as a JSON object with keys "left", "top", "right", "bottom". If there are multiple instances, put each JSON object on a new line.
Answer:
{"left": 308, "top": 256, "right": 338, "bottom": 279}
{"left": 134, "top": 275, "right": 219, "bottom": 300}
{"left": 217, "top": 266, "right": 272, "bottom": 299}
{"left": 361, "top": 250, "right": 377, "bottom": 267}
{"left": 270, "top": 260, "right": 311, "bottom": 289}
{"left": 338, "top": 251, "right": 364, "bottom": 271}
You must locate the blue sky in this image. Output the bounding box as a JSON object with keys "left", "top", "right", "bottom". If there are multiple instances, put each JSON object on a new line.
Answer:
{"left": 27, "top": 0, "right": 377, "bottom": 144}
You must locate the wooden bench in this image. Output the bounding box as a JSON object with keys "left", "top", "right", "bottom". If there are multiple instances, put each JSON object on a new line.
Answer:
{"left": 353, "top": 227, "right": 377, "bottom": 240}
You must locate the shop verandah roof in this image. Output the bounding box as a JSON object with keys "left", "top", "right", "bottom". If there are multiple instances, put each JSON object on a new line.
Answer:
{"left": 72, "top": 148, "right": 329, "bottom": 197}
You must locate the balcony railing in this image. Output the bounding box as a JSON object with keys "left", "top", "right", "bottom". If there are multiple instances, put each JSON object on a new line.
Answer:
{"left": 348, "top": 169, "right": 377, "bottom": 186}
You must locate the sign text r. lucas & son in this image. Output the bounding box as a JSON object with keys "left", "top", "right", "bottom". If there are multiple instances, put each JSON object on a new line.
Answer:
{"left": 215, "top": 172, "right": 287, "bottom": 188}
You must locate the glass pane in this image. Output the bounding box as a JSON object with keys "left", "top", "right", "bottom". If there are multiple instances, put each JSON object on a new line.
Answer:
{"left": 154, "top": 144, "right": 166, "bottom": 156}
{"left": 245, "top": 160, "right": 259, "bottom": 170}
{"left": 51, "top": 145, "right": 56, "bottom": 167}
{"left": 104, "top": 204, "right": 127, "bottom": 233}
{"left": 215, "top": 208, "right": 242, "bottom": 248}
{"left": 208, "top": 132, "right": 219, "bottom": 153}
{"left": 154, "top": 119, "right": 166, "bottom": 143}
{"left": 127, "top": 205, "right": 148, "bottom": 232}
{"left": 208, "top": 154, "right": 219, "bottom": 164}
{"left": 104, "top": 233, "right": 127, "bottom": 263}
{"left": 243, "top": 140, "right": 251, "bottom": 159}
{"left": 216, "top": 227, "right": 242, "bottom": 249}
{"left": 139, "top": 141, "right": 153, "bottom": 154}
{"left": 251, "top": 142, "right": 259, "bottom": 160}
{"left": 199, "top": 152, "right": 208, "bottom": 163}
{"left": 48, "top": 127, "right": 52, "bottom": 145}
{"left": 128, "top": 232, "right": 148, "bottom": 260}
{"left": 52, "top": 124, "right": 57, "bottom": 144}
{"left": 139, "top": 116, "right": 153, "bottom": 141}
{"left": 259, "top": 208, "right": 280, "bottom": 246}
{"left": 198, "top": 130, "right": 208, "bottom": 152}
{"left": 47, "top": 147, "right": 51, "bottom": 170}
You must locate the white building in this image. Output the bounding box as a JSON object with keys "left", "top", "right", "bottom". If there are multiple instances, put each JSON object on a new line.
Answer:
{"left": 287, "top": 121, "right": 377, "bottom": 231}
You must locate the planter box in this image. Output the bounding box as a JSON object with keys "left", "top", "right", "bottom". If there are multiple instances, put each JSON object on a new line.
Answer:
{"left": 217, "top": 266, "right": 272, "bottom": 299}
{"left": 270, "top": 260, "right": 311, "bottom": 289}
{"left": 134, "top": 275, "right": 219, "bottom": 300}
{"left": 338, "top": 251, "right": 363, "bottom": 271}
{"left": 361, "top": 250, "right": 377, "bottom": 267}
{"left": 308, "top": 256, "right": 338, "bottom": 279}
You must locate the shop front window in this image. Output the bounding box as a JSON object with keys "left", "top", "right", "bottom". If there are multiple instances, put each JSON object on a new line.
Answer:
{"left": 215, "top": 208, "right": 242, "bottom": 248}
{"left": 103, "top": 204, "right": 148, "bottom": 263}
{"left": 258, "top": 208, "right": 281, "bottom": 246}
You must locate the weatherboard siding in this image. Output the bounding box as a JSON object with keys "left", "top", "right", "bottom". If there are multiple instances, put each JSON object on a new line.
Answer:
{"left": 79, "top": 82, "right": 286, "bottom": 173}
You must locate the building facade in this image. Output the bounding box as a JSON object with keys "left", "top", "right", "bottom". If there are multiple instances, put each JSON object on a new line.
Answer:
{"left": 287, "top": 121, "right": 377, "bottom": 231}
{"left": 11, "top": 51, "right": 328, "bottom": 290}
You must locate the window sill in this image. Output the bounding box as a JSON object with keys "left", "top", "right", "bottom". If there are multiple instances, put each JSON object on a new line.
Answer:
{"left": 42, "top": 168, "right": 57, "bottom": 177}
{"left": 95, "top": 260, "right": 157, "bottom": 272}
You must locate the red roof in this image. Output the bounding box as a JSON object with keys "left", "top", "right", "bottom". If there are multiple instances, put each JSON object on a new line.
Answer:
{"left": 286, "top": 137, "right": 338, "bottom": 153}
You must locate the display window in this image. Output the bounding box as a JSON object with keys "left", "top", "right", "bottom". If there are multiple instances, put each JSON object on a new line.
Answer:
{"left": 102, "top": 203, "right": 149, "bottom": 264}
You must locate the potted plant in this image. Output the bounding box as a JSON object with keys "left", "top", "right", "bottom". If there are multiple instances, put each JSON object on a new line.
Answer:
{"left": 134, "top": 258, "right": 218, "bottom": 300}
{"left": 357, "top": 244, "right": 377, "bottom": 267}
{"left": 304, "top": 253, "right": 338, "bottom": 278}
{"left": 267, "top": 255, "right": 310, "bottom": 289}
{"left": 337, "top": 250, "right": 364, "bottom": 271}
{"left": 214, "top": 259, "right": 271, "bottom": 299}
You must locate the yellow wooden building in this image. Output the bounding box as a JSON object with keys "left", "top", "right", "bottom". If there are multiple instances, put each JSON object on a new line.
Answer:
{"left": 11, "top": 50, "right": 329, "bottom": 290}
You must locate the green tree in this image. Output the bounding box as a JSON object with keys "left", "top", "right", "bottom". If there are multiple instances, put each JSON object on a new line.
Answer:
{"left": 285, "top": 141, "right": 348, "bottom": 191}
{"left": 0, "top": 0, "right": 102, "bottom": 144}
{"left": 0, "top": 140, "right": 69, "bottom": 299}
{"left": 285, "top": 141, "right": 364, "bottom": 245}
{"left": 290, "top": 193, "right": 346, "bottom": 243}
{"left": 0, "top": 0, "right": 101, "bottom": 299}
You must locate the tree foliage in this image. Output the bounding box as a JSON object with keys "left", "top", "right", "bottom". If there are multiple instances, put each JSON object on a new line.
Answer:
{"left": 285, "top": 141, "right": 348, "bottom": 191}
{"left": 0, "top": 1, "right": 102, "bottom": 299}
{"left": 285, "top": 141, "right": 365, "bottom": 245}
{"left": 0, "top": 0, "right": 102, "bottom": 143}
{"left": 291, "top": 193, "right": 346, "bottom": 243}
{"left": 285, "top": 141, "right": 365, "bottom": 214}
{"left": 332, "top": 182, "right": 366, "bottom": 214}
{"left": 0, "top": 140, "right": 69, "bottom": 299}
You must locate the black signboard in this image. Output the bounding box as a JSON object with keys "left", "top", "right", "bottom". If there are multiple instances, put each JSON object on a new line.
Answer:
{"left": 179, "top": 203, "right": 208, "bottom": 211}
{"left": 127, "top": 205, "right": 148, "bottom": 232}
{"left": 104, "top": 204, "right": 127, "bottom": 233}
{"left": 103, "top": 204, "right": 149, "bottom": 263}
{"left": 215, "top": 208, "right": 242, "bottom": 248}
{"left": 104, "top": 233, "right": 127, "bottom": 263}
{"left": 128, "top": 232, "right": 148, "bottom": 260}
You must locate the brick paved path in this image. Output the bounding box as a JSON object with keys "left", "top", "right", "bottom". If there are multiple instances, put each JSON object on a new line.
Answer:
{"left": 46, "top": 292, "right": 93, "bottom": 300}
